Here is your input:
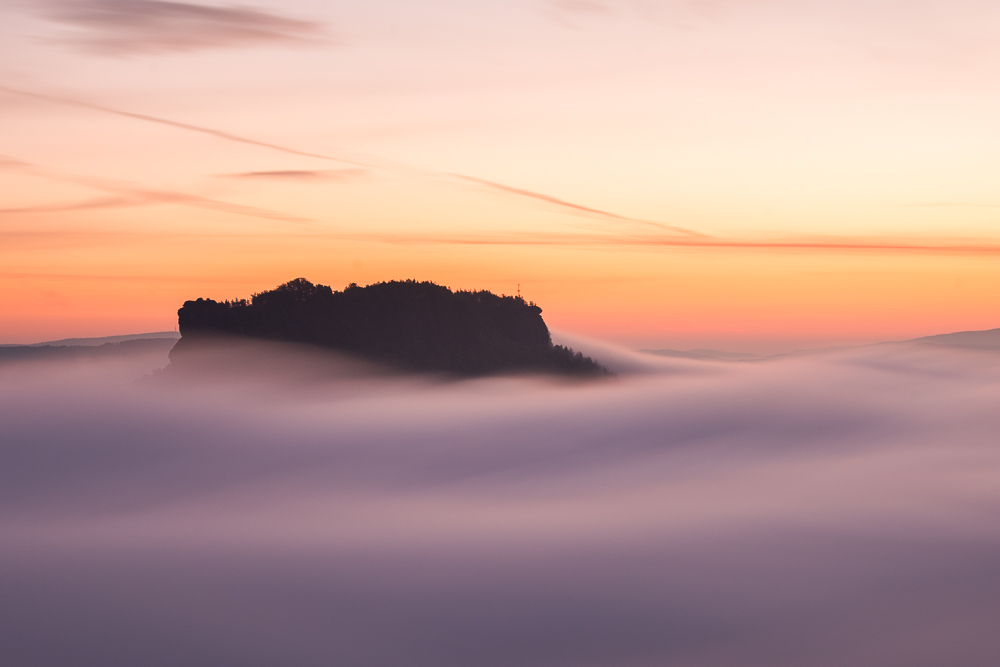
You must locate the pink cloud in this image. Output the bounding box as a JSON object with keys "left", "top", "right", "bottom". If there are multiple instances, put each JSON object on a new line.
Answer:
{"left": 42, "top": 0, "right": 326, "bottom": 55}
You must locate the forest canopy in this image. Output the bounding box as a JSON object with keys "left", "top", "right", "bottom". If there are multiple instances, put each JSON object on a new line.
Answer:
{"left": 171, "top": 278, "right": 608, "bottom": 376}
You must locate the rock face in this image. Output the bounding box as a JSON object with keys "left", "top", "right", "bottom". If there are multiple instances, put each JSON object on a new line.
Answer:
{"left": 171, "top": 278, "right": 608, "bottom": 376}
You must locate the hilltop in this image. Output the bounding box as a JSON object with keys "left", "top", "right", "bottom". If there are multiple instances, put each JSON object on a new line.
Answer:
{"left": 170, "top": 278, "right": 609, "bottom": 376}
{"left": 0, "top": 338, "right": 177, "bottom": 365}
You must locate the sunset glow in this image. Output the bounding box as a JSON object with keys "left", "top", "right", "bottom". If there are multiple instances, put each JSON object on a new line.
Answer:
{"left": 5, "top": 5, "right": 1000, "bottom": 663}
{"left": 3, "top": 0, "right": 999, "bottom": 346}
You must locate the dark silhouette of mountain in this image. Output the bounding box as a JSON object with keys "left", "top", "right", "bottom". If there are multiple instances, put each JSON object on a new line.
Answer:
{"left": 906, "top": 327, "right": 1000, "bottom": 351}
{"left": 170, "top": 278, "right": 609, "bottom": 376}
{"left": 638, "top": 328, "right": 1000, "bottom": 364}
{"left": 0, "top": 338, "right": 178, "bottom": 365}
{"left": 25, "top": 332, "right": 179, "bottom": 347}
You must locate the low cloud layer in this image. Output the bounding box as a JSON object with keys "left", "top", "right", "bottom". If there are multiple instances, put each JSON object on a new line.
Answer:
{"left": 41, "top": 0, "right": 324, "bottom": 55}
{"left": 2, "top": 339, "right": 999, "bottom": 665}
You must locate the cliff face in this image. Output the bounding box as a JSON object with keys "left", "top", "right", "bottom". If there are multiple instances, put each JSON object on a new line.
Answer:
{"left": 172, "top": 278, "right": 607, "bottom": 376}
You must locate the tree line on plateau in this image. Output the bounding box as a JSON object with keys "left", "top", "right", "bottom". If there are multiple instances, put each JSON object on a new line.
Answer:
{"left": 172, "top": 278, "right": 609, "bottom": 376}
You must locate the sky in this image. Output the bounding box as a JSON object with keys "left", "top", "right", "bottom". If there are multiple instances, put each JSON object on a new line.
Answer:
{"left": 2, "top": 0, "right": 999, "bottom": 351}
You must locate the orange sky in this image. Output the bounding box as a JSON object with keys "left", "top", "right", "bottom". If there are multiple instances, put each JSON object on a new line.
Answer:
{"left": 2, "top": 0, "right": 999, "bottom": 350}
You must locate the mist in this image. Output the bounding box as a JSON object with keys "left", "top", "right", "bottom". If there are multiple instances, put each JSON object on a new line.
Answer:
{"left": 2, "top": 338, "right": 999, "bottom": 666}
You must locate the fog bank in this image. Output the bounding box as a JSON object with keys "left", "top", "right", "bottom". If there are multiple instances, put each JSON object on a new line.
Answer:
{"left": 2, "top": 339, "right": 999, "bottom": 666}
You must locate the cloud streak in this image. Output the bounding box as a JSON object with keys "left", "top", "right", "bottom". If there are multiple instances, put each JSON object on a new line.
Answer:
{"left": 450, "top": 174, "right": 706, "bottom": 236}
{"left": 0, "top": 87, "right": 368, "bottom": 166}
{"left": 7, "top": 88, "right": 1000, "bottom": 248}
{"left": 324, "top": 229, "right": 1000, "bottom": 255}
{"left": 104, "top": 186, "right": 317, "bottom": 223}
{"left": 0, "top": 87, "right": 704, "bottom": 235}
{"left": 3, "top": 148, "right": 998, "bottom": 258}
{"left": 904, "top": 202, "right": 1000, "bottom": 208}
{"left": 224, "top": 168, "right": 368, "bottom": 181}
{"left": 41, "top": 0, "right": 325, "bottom": 55}
{"left": 0, "top": 196, "right": 132, "bottom": 215}
{"left": 0, "top": 157, "right": 316, "bottom": 225}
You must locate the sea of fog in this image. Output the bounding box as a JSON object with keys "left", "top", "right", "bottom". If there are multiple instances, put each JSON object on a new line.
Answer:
{"left": 2, "top": 337, "right": 999, "bottom": 666}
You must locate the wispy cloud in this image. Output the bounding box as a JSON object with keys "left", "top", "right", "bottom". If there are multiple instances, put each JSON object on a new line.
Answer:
{"left": 0, "top": 87, "right": 364, "bottom": 165}
{"left": 0, "top": 155, "right": 32, "bottom": 168}
{"left": 325, "top": 230, "right": 1000, "bottom": 255}
{"left": 0, "top": 156, "right": 316, "bottom": 225}
{"left": 96, "top": 186, "right": 317, "bottom": 223}
{"left": 7, "top": 152, "right": 1000, "bottom": 255}
{"left": 224, "top": 169, "right": 368, "bottom": 181}
{"left": 549, "top": 0, "right": 611, "bottom": 15}
{"left": 0, "top": 189, "right": 315, "bottom": 224}
{"left": 0, "top": 87, "right": 705, "bottom": 236}
{"left": 5, "top": 217, "right": 1000, "bottom": 256}
{"left": 449, "top": 174, "right": 705, "bottom": 236}
{"left": 543, "top": 0, "right": 780, "bottom": 27}
{"left": 542, "top": 0, "right": 615, "bottom": 28}
{"left": 40, "top": 0, "right": 326, "bottom": 55}
{"left": 903, "top": 202, "right": 1000, "bottom": 208}
{"left": 0, "top": 197, "right": 132, "bottom": 215}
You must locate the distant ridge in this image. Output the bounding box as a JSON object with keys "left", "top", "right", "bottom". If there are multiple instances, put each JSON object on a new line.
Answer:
{"left": 640, "top": 326, "right": 1000, "bottom": 362}
{"left": 0, "top": 338, "right": 177, "bottom": 364}
{"left": 906, "top": 327, "right": 1000, "bottom": 351}
{"left": 639, "top": 348, "right": 760, "bottom": 362}
{"left": 0, "top": 332, "right": 180, "bottom": 348}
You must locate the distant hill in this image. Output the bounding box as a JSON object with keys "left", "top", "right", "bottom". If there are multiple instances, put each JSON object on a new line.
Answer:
{"left": 171, "top": 278, "right": 609, "bottom": 376}
{"left": 639, "top": 348, "right": 760, "bottom": 362}
{"left": 0, "top": 338, "right": 178, "bottom": 365}
{"left": 640, "top": 327, "right": 1000, "bottom": 363}
{"left": 24, "top": 332, "right": 179, "bottom": 347}
{"left": 906, "top": 327, "right": 1000, "bottom": 351}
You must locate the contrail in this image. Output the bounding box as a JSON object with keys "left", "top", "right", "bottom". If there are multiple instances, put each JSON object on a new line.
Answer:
{"left": 0, "top": 86, "right": 373, "bottom": 167}
{"left": 7, "top": 225, "right": 999, "bottom": 255}
{"left": 0, "top": 86, "right": 705, "bottom": 236}
{"left": 449, "top": 174, "right": 706, "bottom": 237}
{"left": 0, "top": 197, "right": 130, "bottom": 215}
{"left": 0, "top": 156, "right": 316, "bottom": 225}
{"left": 320, "top": 230, "right": 1000, "bottom": 255}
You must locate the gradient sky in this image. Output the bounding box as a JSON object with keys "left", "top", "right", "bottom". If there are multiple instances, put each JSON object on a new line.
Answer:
{"left": 2, "top": 0, "right": 999, "bottom": 350}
